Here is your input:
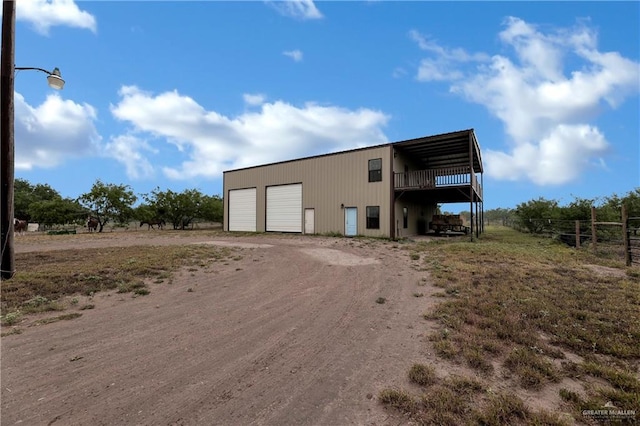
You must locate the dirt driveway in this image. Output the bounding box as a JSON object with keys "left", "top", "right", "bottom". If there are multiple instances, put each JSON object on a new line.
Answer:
{"left": 2, "top": 232, "right": 435, "bottom": 425}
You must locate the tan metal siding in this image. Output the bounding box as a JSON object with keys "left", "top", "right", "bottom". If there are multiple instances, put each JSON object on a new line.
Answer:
{"left": 224, "top": 146, "right": 392, "bottom": 236}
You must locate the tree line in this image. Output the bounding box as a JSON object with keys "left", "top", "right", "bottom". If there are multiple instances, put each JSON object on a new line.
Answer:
{"left": 477, "top": 189, "right": 640, "bottom": 234}
{"left": 15, "top": 179, "right": 223, "bottom": 233}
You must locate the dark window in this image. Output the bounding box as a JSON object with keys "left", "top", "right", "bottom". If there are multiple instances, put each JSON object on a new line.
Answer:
{"left": 403, "top": 207, "right": 408, "bottom": 229}
{"left": 366, "top": 206, "right": 380, "bottom": 229}
{"left": 368, "top": 158, "right": 382, "bottom": 182}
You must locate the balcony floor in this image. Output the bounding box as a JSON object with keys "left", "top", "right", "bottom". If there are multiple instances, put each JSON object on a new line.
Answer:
{"left": 395, "top": 185, "right": 482, "bottom": 203}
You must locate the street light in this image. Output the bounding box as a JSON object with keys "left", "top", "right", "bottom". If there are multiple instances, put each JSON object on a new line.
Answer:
{"left": 1, "top": 0, "right": 65, "bottom": 280}
{"left": 16, "top": 66, "right": 65, "bottom": 90}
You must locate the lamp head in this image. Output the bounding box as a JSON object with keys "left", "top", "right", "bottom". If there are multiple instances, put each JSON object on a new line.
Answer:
{"left": 47, "top": 67, "right": 65, "bottom": 90}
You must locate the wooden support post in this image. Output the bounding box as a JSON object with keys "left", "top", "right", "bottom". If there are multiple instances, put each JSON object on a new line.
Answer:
{"left": 1, "top": 0, "right": 16, "bottom": 280}
{"left": 575, "top": 220, "right": 581, "bottom": 249}
{"left": 468, "top": 132, "right": 473, "bottom": 242}
{"left": 622, "top": 204, "right": 630, "bottom": 267}
{"left": 591, "top": 206, "right": 597, "bottom": 253}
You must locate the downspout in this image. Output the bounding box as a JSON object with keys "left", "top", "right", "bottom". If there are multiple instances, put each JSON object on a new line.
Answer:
{"left": 481, "top": 172, "right": 484, "bottom": 234}
{"left": 389, "top": 145, "right": 396, "bottom": 240}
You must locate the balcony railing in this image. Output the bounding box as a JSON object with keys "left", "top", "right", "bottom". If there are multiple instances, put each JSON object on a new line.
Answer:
{"left": 394, "top": 166, "right": 482, "bottom": 197}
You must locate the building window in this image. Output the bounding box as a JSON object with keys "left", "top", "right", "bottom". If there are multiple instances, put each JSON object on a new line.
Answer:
{"left": 366, "top": 206, "right": 380, "bottom": 229}
{"left": 368, "top": 158, "right": 382, "bottom": 182}
{"left": 403, "top": 207, "right": 408, "bottom": 229}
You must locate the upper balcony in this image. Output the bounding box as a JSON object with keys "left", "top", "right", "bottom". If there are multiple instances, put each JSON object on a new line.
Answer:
{"left": 391, "top": 130, "right": 484, "bottom": 202}
{"left": 394, "top": 166, "right": 482, "bottom": 199}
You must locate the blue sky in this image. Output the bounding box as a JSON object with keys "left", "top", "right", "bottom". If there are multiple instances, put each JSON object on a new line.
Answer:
{"left": 9, "top": 0, "right": 640, "bottom": 211}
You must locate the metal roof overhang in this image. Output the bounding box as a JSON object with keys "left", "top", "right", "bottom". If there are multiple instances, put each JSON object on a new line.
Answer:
{"left": 392, "top": 129, "right": 483, "bottom": 173}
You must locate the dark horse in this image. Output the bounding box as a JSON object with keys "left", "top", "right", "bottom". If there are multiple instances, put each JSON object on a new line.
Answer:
{"left": 87, "top": 216, "right": 99, "bottom": 233}
{"left": 14, "top": 218, "right": 27, "bottom": 234}
{"left": 140, "top": 219, "right": 165, "bottom": 230}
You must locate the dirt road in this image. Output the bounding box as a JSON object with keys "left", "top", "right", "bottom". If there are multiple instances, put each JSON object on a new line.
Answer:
{"left": 2, "top": 234, "right": 435, "bottom": 425}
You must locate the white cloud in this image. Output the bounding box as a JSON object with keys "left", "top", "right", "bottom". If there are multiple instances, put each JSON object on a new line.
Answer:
{"left": 412, "top": 18, "right": 640, "bottom": 186}
{"left": 243, "top": 93, "right": 267, "bottom": 106}
{"left": 484, "top": 124, "right": 609, "bottom": 185}
{"left": 16, "top": 0, "right": 97, "bottom": 35}
{"left": 15, "top": 92, "right": 100, "bottom": 170}
{"left": 283, "top": 49, "right": 303, "bottom": 62}
{"left": 410, "top": 30, "right": 489, "bottom": 63}
{"left": 110, "top": 86, "right": 390, "bottom": 180}
{"left": 266, "top": 0, "right": 323, "bottom": 20}
{"left": 416, "top": 58, "right": 463, "bottom": 82}
{"left": 104, "top": 134, "right": 156, "bottom": 180}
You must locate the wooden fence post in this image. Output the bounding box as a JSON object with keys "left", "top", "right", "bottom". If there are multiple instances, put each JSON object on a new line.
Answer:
{"left": 575, "top": 220, "right": 581, "bottom": 249}
{"left": 622, "top": 205, "right": 630, "bottom": 267}
{"left": 591, "top": 206, "right": 597, "bottom": 253}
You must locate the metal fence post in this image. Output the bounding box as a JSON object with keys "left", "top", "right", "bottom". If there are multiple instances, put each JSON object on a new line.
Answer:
{"left": 622, "top": 205, "right": 630, "bottom": 267}
{"left": 591, "top": 206, "right": 597, "bottom": 253}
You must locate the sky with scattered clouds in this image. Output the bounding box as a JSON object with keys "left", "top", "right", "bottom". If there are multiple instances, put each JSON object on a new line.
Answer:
{"left": 9, "top": 0, "right": 640, "bottom": 210}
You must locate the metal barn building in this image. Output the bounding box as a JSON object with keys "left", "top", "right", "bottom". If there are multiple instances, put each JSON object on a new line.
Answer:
{"left": 223, "top": 129, "right": 484, "bottom": 239}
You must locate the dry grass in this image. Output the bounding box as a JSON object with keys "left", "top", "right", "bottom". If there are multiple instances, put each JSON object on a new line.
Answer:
{"left": 380, "top": 370, "right": 567, "bottom": 426}
{"left": 381, "top": 226, "right": 640, "bottom": 424}
{"left": 1, "top": 244, "right": 234, "bottom": 325}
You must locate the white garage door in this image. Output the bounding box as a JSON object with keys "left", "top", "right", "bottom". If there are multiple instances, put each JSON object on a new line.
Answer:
{"left": 228, "top": 188, "right": 256, "bottom": 232}
{"left": 266, "top": 184, "right": 302, "bottom": 233}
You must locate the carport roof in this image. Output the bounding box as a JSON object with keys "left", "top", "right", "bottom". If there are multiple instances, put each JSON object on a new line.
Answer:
{"left": 392, "top": 129, "right": 483, "bottom": 173}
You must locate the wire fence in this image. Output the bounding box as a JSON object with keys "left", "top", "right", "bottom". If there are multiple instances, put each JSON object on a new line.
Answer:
{"left": 510, "top": 206, "right": 639, "bottom": 266}
{"left": 627, "top": 216, "right": 640, "bottom": 267}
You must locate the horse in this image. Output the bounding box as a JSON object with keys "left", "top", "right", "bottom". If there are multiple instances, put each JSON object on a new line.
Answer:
{"left": 87, "top": 216, "right": 99, "bottom": 233}
{"left": 140, "top": 219, "right": 165, "bottom": 230}
{"left": 14, "top": 218, "right": 27, "bottom": 235}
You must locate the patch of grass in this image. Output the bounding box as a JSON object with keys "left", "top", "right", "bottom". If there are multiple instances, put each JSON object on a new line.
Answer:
{"left": 412, "top": 292, "right": 424, "bottom": 298}
{"left": 33, "top": 313, "right": 82, "bottom": 326}
{"left": 559, "top": 388, "right": 582, "bottom": 404}
{"left": 503, "top": 347, "right": 560, "bottom": 390}
{"left": 378, "top": 389, "right": 416, "bottom": 414}
{"left": 474, "top": 393, "right": 568, "bottom": 426}
{"left": 21, "top": 295, "right": 63, "bottom": 314}
{"left": 398, "top": 226, "right": 639, "bottom": 424}
{"left": 417, "top": 227, "right": 639, "bottom": 375}
{"left": 117, "top": 280, "right": 147, "bottom": 294}
{"left": 419, "top": 386, "right": 469, "bottom": 425}
{"left": 321, "top": 231, "right": 343, "bottom": 238}
{"left": 1, "top": 311, "right": 22, "bottom": 326}
{"left": 580, "top": 362, "right": 640, "bottom": 393}
{"left": 446, "top": 375, "right": 483, "bottom": 395}
{"left": 382, "top": 368, "right": 563, "bottom": 426}
{"left": 408, "top": 363, "right": 436, "bottom": 386}
{"left": 410, "top": 253, "right": 420, "bottom": 261}
{"left": 1, "top": 327, "right": 23, "bottom": 337}
{"left": 462, "top": 346, "right": 494, "bottom": 374}
{"left": 2, "top": 244, "right": 236, "bottom": 315}
{"left": 433, "top": 339, "right": 459, "bottom": 359}
{"left": 79, "top": 304, "right": 95, "bottom": 310}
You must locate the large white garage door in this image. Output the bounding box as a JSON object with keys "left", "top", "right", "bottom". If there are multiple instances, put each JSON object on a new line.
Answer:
{"left": 266, "top": 184, "right": 302, "bottom": 233}
{"left": 228, "top": 188, "right": 256, "bottom": 232}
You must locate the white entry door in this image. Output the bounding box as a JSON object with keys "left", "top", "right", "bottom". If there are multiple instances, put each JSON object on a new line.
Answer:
{"left": 345, "top": 207, "right": 357, "bottom": 236}
{"left": 304, "top": 208, "right": 315, "bottom": 234}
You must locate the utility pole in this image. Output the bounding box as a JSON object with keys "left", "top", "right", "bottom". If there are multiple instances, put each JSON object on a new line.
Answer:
{"left": 1, "top": 0, "right": 16, "bottom": 280}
